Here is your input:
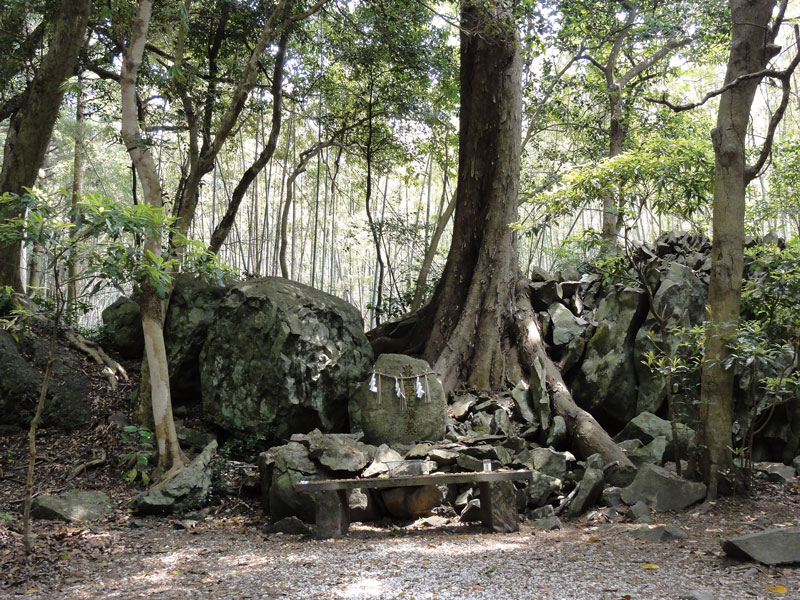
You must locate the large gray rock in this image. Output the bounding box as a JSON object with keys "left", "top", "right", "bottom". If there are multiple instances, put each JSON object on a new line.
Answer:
{"left": 268, "top": 442, "right": 323, "bottom": 522}
{"left": 621, "top": 464, "right": 706, "bottom": 511}
{"left": 570, "top": 286, "right": 647, "bottom": 425}
{"left": 525, "top": 471, "right": 561, "bottom": 507}
{"left": 350, "top": 354, "right": 447, "bottom": 445}
{"left": 362, "top": 444, "right": 404, "bottom": 477}
{"left": 101, "top": 295, "right": 143, "bottom": 359}
{"left": 754, "top": 462, "right": 796, "bottom": 482}
{"left": 163, "top": 275, "right": 228, "bottom": 404}
{"left": 0, "top": 329, "right": 92, "bottom": 432}
{"left": 305, "top": 432, "right": 373, "bottom": 473}
{"left": 530, "top": 447, "right": 568, "bottom": 480}
{"left": 566, "top": 467, "right": 605, "bottom": 518}
{"left": 529, "top": 280, "right": 563, "bottom": 311}
{"left": 510, "top": 382, "right": 536, "bottom": 424}
{"left": 634, "top": 263, "right": 706, "bottom": 415}
{"left": 615, "top": 412, "right": 694, "bottom": 460}
{"left": 200, "top": 277, "right": 372, "bottom": 443}
{"left": 721, "top": 528, "right": 800, "bottom": 565}
{"left": 130, "top": 439, "right": 218, "bottom": 515}
{"left": 629, "top": 436, "right": 668, "bottom": 468}
{"left": 31, "top": 490, "right": 113, "bottom": 522}
{"left": 548, "top": 302, "right": 588, "bottom": 347}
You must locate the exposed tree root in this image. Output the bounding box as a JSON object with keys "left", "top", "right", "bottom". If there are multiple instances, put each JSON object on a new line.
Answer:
{"left": 63, "top": 329, "right": 128, "bottom": 389}
{"left": 366, "top": 277, "right": 635, "bottom": 474}
{"left": 513, "top": 280, "right": 635, "bottom": 471}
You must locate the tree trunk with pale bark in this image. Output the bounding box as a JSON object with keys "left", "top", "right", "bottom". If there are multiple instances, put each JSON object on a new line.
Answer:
{"left": 121, "top": 0, "right": 187, "bottom": 476}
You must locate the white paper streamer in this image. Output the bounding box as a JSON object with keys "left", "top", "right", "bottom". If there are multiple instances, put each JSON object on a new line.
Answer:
{"left": 415, "top": 375, "right": 424, "bottom": 399}
{"left": 369, "top": 372, "right": 377, "bottom": 393}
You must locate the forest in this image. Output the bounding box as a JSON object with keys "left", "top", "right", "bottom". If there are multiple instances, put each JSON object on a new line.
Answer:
{"left": 1, "top": 0, "right": 800, "bottom": 598}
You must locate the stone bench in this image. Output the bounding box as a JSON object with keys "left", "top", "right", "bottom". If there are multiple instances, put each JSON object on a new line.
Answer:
{"left": 295, "top": 470, "right": 533, "bottom": 538}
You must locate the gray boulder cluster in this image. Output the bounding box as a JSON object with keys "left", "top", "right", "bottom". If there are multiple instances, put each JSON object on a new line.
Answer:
{"left": 103, "top": 275, "right": 374, "bottom": 446}
{"left": 536, "top": 232, "right": 711, "bottom": 428}
{"left": 255, "top": 417, "right": 720, "bottom": 532}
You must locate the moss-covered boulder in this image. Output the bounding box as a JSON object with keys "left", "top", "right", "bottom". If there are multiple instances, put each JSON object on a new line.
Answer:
{"left": 0, "top": 329, "right": 91, "bottom": 432}
{"left": 100, "top": 295, "right": 142, "bottom": 359}
{"left": 200, "top": 277, "right": 372, "bottom": 443}
{"left": 569, "top": 286, "right": 647, "bottom": 426}
{"left": 163, "top": 274, "right": 229, "bottom": 405}
{"left": 349, "top": 354, "right": 448, "bottom": 445}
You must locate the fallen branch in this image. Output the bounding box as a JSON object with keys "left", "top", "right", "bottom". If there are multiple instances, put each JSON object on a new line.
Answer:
{"left": 70, "top": 449, "right": 107, "bottom": 479}
{"left": 555, "top": 483, "right": 580, "bottom": 516}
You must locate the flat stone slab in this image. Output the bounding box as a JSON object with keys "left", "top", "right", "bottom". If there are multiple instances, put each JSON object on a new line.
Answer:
{"left": 721, "top": 528, "right": 800, "bottom": 565}
{"left": 31, "top": 490, "right": 113, "bottom": 522}
{"left": 295, "top": 470, "right": 533, "bottom": 492}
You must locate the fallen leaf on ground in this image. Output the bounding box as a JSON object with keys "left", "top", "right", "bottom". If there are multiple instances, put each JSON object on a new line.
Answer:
{"left": 766, "top": 584, "right": 788, "bottom": 594}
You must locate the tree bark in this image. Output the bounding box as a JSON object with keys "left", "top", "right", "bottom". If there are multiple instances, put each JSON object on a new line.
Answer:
{"left": 416, "top": 0, "right": 522, "bottom": 392}
{"left": 366, "top": 0, "right": 631, "bottom": 468}
{"left": 699, "top": 0, "right": 784, "bottom": 498}
{"left": 0, "top": 0, "right": 90, "bottom": 292}
{"left": 68, "top": 75, "right": 86, "bottom": 312}
{"left": 121, "top": 0, "right": 187, "bottom": 476}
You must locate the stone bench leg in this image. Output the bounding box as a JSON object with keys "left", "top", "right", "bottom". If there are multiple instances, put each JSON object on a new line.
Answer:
{"left": 313, "top": 490, "right": 351, "bottom": 539}
{"left": 478, "top": 480, "right": 519, "bottom": 533}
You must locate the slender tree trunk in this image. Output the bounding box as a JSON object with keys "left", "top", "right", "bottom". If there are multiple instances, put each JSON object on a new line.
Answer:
{"left": 698, "top": 0, "right": 780, "bottom": 498}
{"left": 68, "top": 75, "right": 86, "bottom": 312}
{"left": 0, "top": 0, "right": 90, "bottom": 292}
{"left": 121, "top": 0, "right": 187, "bottom": 476}
{"left": 23, "top": 282, "right": 64, "bottom": 554}
{"left": 410, "top": 188, "right": 455, "bottom": 311}
{"left": 208, "top": 32, "right": 288, "bottom": 254}
{"left": 26, "top": 241, "right": 44, "bottom": 293}
{"left": 601, "top": 93, "right": 627, "bottom": 246}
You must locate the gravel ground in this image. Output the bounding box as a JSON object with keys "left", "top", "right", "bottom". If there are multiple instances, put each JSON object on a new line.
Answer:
{"left": 2, "top": 479, "right": 799, "bottom": 600}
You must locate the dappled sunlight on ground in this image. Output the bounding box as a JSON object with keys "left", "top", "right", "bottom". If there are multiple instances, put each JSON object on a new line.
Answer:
{"left": 6, "top": 484, "right": 800, "bottom": 600}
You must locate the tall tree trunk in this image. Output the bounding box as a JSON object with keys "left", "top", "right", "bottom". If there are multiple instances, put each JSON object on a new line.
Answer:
{"left": 121, "top": 0, "right": 187, "bottom": 476}
{"left": 421, "top": 0, "right": 522, "bottom": 391}
{"left": 0, "top": 0, "right": 90, "bottom": 292}
{"left": 68, "top": 75, "right": 86, "bottom": 312}
{"left": 366, "top": 1, "right": 631, "bottom": 469}
{"left": 698, "top": 0, "right": 787, "bottom": 498}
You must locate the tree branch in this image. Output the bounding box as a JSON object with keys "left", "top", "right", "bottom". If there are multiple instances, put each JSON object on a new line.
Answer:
{"left": 605, "top": 5, "right": 638, "bottom": 87}
{"left": 645, "top": 65, "right": 797, "bottom": 112}
{"left": 617, "top": 36, "right": 692, "bottom": 89}
{"left": 746, "top": 25, "right": 800, "bottom": 181}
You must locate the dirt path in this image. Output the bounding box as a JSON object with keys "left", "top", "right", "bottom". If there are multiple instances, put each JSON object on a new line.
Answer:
{"left": 2, "top": 480, "right": 799, "bottom": 600}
